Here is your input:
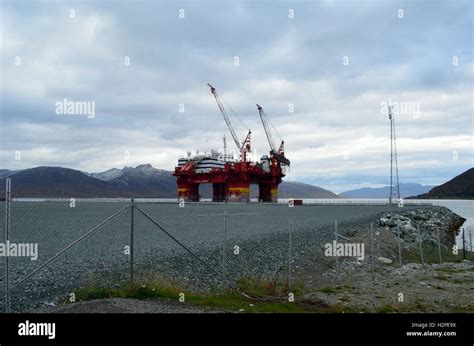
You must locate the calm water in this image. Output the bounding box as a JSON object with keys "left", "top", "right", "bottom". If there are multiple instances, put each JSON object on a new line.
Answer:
{"left": 424, "top": 199, "right": 473, "bottom": 249}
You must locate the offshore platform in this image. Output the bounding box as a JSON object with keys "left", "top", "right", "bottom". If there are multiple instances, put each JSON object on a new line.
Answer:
{"left": 174, "top": 84, "right": 290, "bottom": 203}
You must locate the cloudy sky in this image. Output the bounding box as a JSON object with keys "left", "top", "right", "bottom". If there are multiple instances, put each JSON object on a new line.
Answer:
{"left": 0, "top": 0, "right": 472, "bottom": 193}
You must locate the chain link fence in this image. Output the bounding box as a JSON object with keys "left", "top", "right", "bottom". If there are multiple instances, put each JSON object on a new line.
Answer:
{"left": 1, "top": 178, "right": 472, "bottom": 313}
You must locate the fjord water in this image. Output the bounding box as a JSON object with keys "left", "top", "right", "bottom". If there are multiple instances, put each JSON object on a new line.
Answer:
{"left": 425, "top": 199, "right": 474, "bottom": 249}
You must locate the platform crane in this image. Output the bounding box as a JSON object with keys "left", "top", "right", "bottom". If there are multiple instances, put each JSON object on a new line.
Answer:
{"left": 256, "top": 104, "right": 290, "bottom": 166}
{"left": 207, "top": 84, "right": 251, "bottom": 161}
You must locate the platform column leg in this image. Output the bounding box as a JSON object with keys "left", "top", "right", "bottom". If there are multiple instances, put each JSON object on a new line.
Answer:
{"left": 177, "top": 181, "right": 190, "bottom": 201}
{"left": 178, "top": 181, "right": 200, "bottom": 202}
{"left": 212, "top": 183, "right": 227, "bottom": 202}
{"left": 270, "top": 183, "right": 279, "bottom": 203}
{"left": 189, "top": 184, "right": 199, "bottom": 202}
{"left": 227, "top": 182, "right": 250, "bottom": 203}
{"left": 258, "top": 184, "right": 271, "bottom": 202}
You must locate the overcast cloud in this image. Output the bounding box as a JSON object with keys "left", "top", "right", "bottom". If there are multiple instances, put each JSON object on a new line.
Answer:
{"left": 0, "top": 0, "right": 472, "bottom": 192}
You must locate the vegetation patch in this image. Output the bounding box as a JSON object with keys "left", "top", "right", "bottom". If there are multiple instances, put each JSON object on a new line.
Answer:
{"left": 320, "top": 287, "right": 338, "bottom": 294}
{"left": 72, "top": 277, "right": 312, "bottom": 313}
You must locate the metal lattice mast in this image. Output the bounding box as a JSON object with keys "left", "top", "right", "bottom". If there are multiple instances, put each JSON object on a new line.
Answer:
{"left": 389, "top": 106, "right": 400, "bottom": 205}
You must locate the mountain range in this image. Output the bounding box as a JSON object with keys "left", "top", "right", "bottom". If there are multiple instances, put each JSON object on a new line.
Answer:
{"left": 1, "top": 165, "right": 471, "bottom": 199}
{"left": 340, "top": 183, "right": 434, "bottom": 199}
{"left": 0, "top": 164, "right": 338, "bottom": 199}
{"left": 409, "top": 168, "right": 474, "bottom": 199}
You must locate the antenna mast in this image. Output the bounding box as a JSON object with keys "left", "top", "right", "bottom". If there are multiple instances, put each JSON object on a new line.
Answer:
{"left": 388, "top": 106, "right": 400, "bottom": 205}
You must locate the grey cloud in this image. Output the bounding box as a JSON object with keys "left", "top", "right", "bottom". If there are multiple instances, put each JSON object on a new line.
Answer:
{"left": 1, "top": 0, "right": 472, "bottom": 192}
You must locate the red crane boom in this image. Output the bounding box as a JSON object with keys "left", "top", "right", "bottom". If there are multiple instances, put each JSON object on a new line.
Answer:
{"left": 256, "top": 104, "right": 290, "bottom": 166}
{"left": 207, "top": 84, "right": 251, "bottom": 159}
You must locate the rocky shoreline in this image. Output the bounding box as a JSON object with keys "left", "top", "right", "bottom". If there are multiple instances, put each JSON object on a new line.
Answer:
{"left": 377, "top": 206, "right": 466, "bottom": 248}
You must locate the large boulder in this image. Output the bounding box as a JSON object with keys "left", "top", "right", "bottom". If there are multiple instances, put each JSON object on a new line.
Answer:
{"left": 400, "top": 223, "right": 417, "bottom": 235}
{"left": 378, "top": 217, "right": 390, "bottom": 227}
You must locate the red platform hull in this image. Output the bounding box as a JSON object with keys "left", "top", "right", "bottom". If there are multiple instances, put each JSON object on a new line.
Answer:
{"left": 174, "top": 160, "right": 283, "bottom": 203}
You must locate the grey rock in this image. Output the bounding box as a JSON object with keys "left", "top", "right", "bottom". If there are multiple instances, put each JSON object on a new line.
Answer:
{"left": 378, "top": 257, "right": 393, "bottom": 264}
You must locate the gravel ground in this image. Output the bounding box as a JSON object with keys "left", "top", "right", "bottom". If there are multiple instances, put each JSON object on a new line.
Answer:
{"left": 302, "top": 260, "right": 474, "bottom": 313}
{"left": 33, "top": 297, "right": 223, "bottom": 313}
{"left": 0, "top": 202, "right": 438, "bottom": 312}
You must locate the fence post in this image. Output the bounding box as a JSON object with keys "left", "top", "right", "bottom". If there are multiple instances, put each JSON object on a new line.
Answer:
{"left": 462, "top": 228, "right": 466, "bottom": 260}
{"left": 370, "top": 223, "right": 374, "bottom": 281}
{"left": 335, "top": 220, "right": 339, "bottom": 286}
{"left": 470, "top": 230, "right": 473, "bottom": 260}
{"left": 437, "top": 227, "right": 442, "bottom": 264}
{"left": 397, "top": 225, "right": 402, "bottom": 268}
{"left": 417, "top": 224, "right": 424, "bottom": 265}
{"left": 4, "top": 178, "right": 11, "bottom": 313}
{"left": 288, "top": 219, "right": 292, "bottom": 292}
{"left": 223, "top": 211, "right": 227, "bottom": 280}
{"left": 130, "top": 198, "right": 135, "bottom": 284}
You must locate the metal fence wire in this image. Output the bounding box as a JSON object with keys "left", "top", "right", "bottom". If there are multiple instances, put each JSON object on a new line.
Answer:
{"left": 1, "top": 178, "right": 471, "bottom": 313}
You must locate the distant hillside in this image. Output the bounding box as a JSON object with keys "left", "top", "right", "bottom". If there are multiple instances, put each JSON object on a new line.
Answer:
{"left": 340, "top": 183, "right": 434, "bottom": 199}
{"left": 278, "top": 181, "right": 338, "bottom": 198}
{"left": 0, "top": 169, "right": 20, "bottom": 179}
{"left": 0, "top": 166, "right": 121, "bottom": 197}
{"left": 0, "top": 165, "right": 338, "bottom": 199}
{"left": 409, "top": 168, "right": 474, "bottom": 199}
{"left": 107, "top": 164, "right": 177, "bottom": 197}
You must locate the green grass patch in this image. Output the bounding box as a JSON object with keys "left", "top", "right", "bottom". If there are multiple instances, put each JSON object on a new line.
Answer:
{"left": 320, "top": 287, "right": 338, "bottom": 294}
{"left": 72, "top": 277, "right": 314, "bottom": 313}
{"left": 73, "top": 276, "right": 438, "bottom": 314}
{"left": 235, "top": 276, "right": 304, "bottom": 297}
